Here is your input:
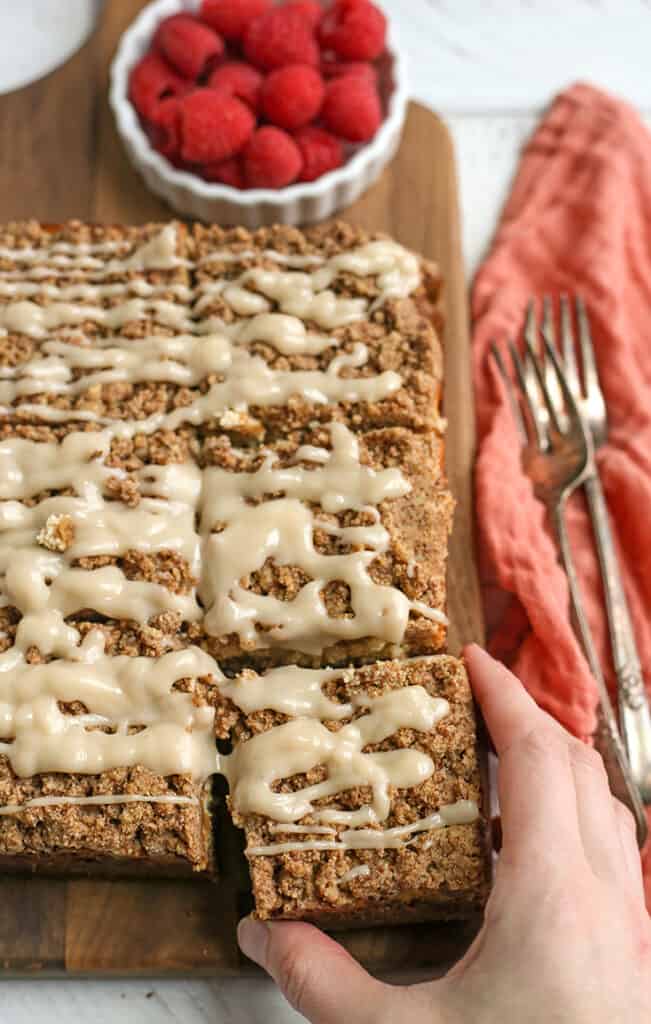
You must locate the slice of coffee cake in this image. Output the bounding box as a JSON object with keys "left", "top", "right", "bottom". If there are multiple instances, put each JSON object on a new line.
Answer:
{"left": 217, "top": 656, "right": 490, "bottom": 926}
{"left": 198, "top": 422, "right": 453, "bottom": 668}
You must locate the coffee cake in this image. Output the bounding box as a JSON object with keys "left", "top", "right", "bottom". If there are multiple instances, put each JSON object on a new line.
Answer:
{"left": 0, "top": 217, "right": 488, "bottom": 930}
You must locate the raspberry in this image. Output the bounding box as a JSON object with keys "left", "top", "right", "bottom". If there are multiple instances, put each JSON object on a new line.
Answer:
{"left": 286, "top": 1, "right": 324, "bottom": 28}
{"left": 321, "top": 57, "right": 377, "bottom": 85}
{"left": 146, "top": 96, "right": 183, "bottom": 159}
{"left": 261, "top": 64, "right": 324, "bottom": 131}
{"left": 154, "top": 14, "right": 224, "bottom": 80}
{"left": 201, "top": 157, "right": 245, "bottom": 188}
{"left": 129, "top": 52, "right": 188, "bottom": 121}
{"left": 294, "top": 125, "right": 344, "bottom": 182}
{"left": 322, "top": 74, "right": 382, "bottom": 141}
{"left": 180, "top": 88, "right": 255, "bottom": 163}
{"left": 207, "top": 61, "right": 263, "bottom": 112}
{"left": 199, "top": 0, "right": 271, "bottom": 41}
{"left": 319, "top": 0, "right": 387, "bottom": 61}
{"left": 243, "top": 127, "right": 303, "bottom": 188}
{"left": 244, "top": 7, "right": 319, "bottom": 71}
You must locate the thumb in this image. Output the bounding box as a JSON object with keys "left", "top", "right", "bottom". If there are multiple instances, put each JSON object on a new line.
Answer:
{"left": 237, "top": 917, "right": 396, "bottom": 1024}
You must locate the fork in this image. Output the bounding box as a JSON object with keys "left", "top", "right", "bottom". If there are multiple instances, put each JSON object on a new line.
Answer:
{"left": 491, "top": 330, "right": 648, "bottom": 847}
{"left": 532, "top": 297, "right": 651, "bottom": 807}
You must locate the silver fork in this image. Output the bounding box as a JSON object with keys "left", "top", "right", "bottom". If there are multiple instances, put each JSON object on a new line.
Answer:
{"left": 491, "top": 330, "right": 648, "bottom": 847}
{"left": 534, "top": 297, "right": 651, "bottom": 806}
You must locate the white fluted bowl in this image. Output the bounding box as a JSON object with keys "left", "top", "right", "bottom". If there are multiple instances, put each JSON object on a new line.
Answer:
{"left": 109, "top": 0, "right": 408, "bottom": 227}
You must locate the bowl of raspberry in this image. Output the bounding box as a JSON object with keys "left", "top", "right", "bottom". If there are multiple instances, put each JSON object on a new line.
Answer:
{"left": 110, "top": 0, "right": 408, "bottom": 226}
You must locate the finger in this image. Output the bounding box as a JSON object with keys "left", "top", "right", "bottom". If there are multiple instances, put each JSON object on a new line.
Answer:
{"left": 612, "top": 798, "right": 646, "bottom": 901}
{"left": 238, "top": 917, "right": 394, "bottom": 1024}
{"left": 465, "top": 646, "right": 583, "bottom": 866}
{"left": 569, "top": 741, "right": 627, "bottom": 884}
{"left": 497, "top": 725, "right": 584, "bottom": 868}
{"left": 464, "top": 644, "right": 566, "bottom": 755}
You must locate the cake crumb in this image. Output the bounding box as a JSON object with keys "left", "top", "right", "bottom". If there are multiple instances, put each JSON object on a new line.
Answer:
{"left": 36, "top": 514, "right": 75, "bottom": 553}
{"left": 219, "top": 410, "right": 245, "bottom": 429}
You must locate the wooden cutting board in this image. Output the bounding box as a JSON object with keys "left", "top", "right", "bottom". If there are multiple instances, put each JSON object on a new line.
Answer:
{"left": 0, "top": 1, "right": 483, "bottom": 977}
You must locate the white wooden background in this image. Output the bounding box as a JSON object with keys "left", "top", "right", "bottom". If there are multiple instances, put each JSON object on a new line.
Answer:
{"left": 3, "top": 1, "right": 651, "bottom": 1020}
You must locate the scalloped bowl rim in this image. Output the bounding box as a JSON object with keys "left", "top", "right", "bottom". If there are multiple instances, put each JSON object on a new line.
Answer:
{"left": 109, "top": 0, "right": 409, "bottom": 207}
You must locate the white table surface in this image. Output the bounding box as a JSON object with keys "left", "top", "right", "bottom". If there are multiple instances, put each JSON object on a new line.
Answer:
{"left": 2, "top": 1, "right": 650, "bottom": 1020}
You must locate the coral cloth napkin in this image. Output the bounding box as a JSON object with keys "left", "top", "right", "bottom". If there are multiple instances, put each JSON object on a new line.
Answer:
{"left": 472, "top": 82, "right": 651, "bottom": 902}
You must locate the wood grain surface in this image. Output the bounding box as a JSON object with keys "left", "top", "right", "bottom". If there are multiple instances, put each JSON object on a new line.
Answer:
{"left": 0, "top": 0, "right": 483, "bottom": 977}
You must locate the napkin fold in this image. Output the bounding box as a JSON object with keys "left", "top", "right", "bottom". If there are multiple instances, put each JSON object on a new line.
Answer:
{"left": 472, "top": 82, "right": 651, "bottom": 902}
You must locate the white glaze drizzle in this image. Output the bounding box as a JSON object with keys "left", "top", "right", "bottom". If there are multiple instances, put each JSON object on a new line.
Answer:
{"left": 0, "top": 793, "right": 199, "bottom": 815}
{"left": 223, "top": 686, "right": 450, "bottom": 826}
{"left": 0, "top": 638, "right": 476, "bottom": 851}
{"left": 0, "top": 233, "right": 420, "bottom": 431}
{"left": 245, "top": 801, "right": 479, "bottom": 855}
{"left": 198, "top": 422, "right": 447, "bottom": 654}
{"left": 0, "top": 432, "right": 202, "bottom": 637}
{"left": 0, "top": 338, "right": 400, "bottom": 419}
{"left": 218, "top": 666, "right": 353, "bottom": 720}
{"left": 0, "top": 280, "right": 192, "bottom": 301}
{"left": 0, "top": 637, "right": 218, "bottom": 779}
{"left": 0, "top": 422, "right": 445, "bottom": 664}
{"left": 267, "top": 823, "right": 338, "bottom": 836}
{"left": 0, "top": 238, "right": 417, "bottom": 341}
{"left": 219, "top": 660, "right": 478, "bottom": 852}
{"left": 197, "top": 248, "right": 326, "bottom": 269}
{"left": 0, "top": 224, "right": 187, "bottom": 271}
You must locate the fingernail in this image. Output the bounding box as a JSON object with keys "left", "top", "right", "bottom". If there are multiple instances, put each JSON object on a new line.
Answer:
{"left": 237, "top": 916, "right": 269, "bottom": 966}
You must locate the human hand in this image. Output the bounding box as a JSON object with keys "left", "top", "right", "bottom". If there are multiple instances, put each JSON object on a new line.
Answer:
{"left": 237, "top": 645, "right": 651, "bottom": 1024}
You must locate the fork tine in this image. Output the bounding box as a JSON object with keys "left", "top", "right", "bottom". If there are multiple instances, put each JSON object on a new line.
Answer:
{"left": 575, "top": 296, "right": 602, "bottom": 400}
{"left": 560, "top": 294, "right": 581, "bottom": 397}
{"left": 523, "top": 299, "right": 558, "bottom": 437}
{"left": 508, "top": 339, "right": 548, "bottom": 451}
{"left": 541, "top": 295, "right": 566, "bottom": 425}
{"left": 523, "top": 317, "right": 563, "bottom": 436}
{"left": 540, "top": 331, "right": 589, "bottom": 440}
{"left": 527, "top": 334, "right": 586, "bottom": 445}
{"left": 490, "top": 342, "right": 527, "bottom": 442}
{"left": 524, "top": 299, "right": 538, "bottom": 353}
{"left": 541, "top": 295, "right": 555, "bottom": 346}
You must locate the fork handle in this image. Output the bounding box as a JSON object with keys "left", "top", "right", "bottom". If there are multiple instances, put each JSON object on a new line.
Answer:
{"left": 551, "top": 500, "right": 648, "bottom": 847}
{"left": 584, "top": 472, "right": 651, "bottom": 797}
